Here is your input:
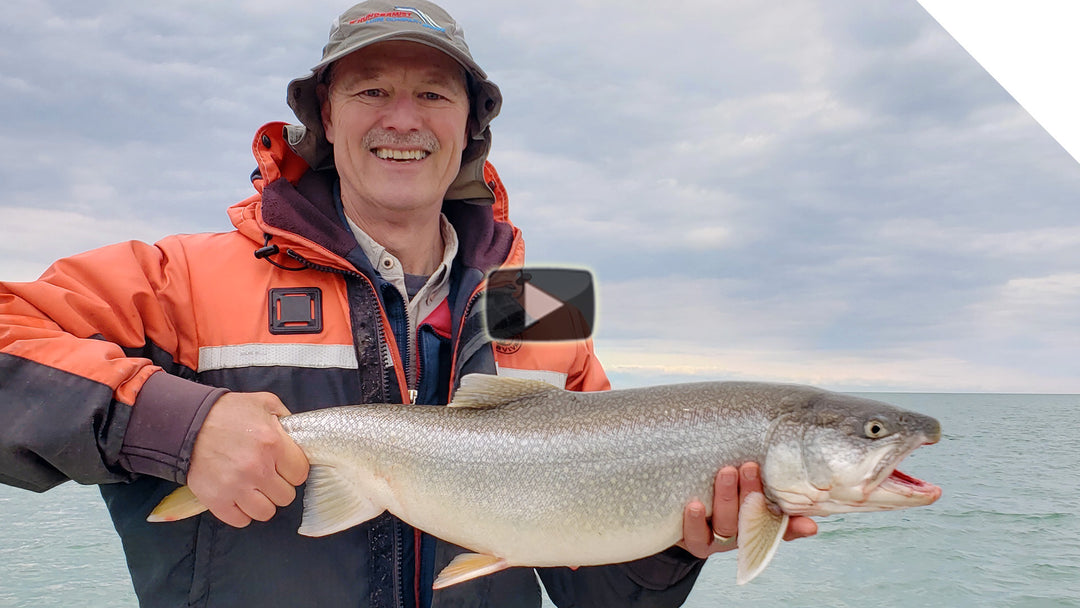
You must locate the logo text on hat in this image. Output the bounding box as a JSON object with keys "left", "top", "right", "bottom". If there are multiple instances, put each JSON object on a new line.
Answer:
{"left": 348, "top": 7, "right": 445, "bottom": 34}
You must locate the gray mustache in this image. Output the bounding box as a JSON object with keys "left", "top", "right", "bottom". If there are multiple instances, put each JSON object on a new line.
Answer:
{"left": 361, "top": 129, "right": 440, "bottom": 152}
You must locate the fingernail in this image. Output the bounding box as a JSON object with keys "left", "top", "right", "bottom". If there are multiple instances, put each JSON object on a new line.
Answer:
{"left": 743, "top": 466, "right": 758, "bottom": 481}
{"left": 720, "top": 469, "right": 737, "bottom": 485}
{"left": 689, "top": 504, "right": 705, "bottom": 517}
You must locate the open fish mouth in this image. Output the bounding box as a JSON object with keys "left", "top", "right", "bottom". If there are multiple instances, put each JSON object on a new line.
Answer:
{"left": 875, "top": 467, "right": 942, "bottom": 501}
{"left": 865, "top": 438, "right": 942, "bottom": 506}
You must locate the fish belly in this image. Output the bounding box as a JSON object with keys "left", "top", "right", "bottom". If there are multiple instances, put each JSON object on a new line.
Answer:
{"left": 380, "top": 441, "right": 719, "bottom": 566}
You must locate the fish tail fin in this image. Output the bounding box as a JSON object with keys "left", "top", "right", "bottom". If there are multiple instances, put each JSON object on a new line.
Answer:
{"left": 735, "top": 492, "right": 789, "bottom": 585}
{"left": 297, "top": 464, "right": 384, "bottom": 537}
{"left": 433, "top": 553, "right": 510, "bottom": 589}
{"left": 146, "top": 486, "right": 208, "bottom": 522}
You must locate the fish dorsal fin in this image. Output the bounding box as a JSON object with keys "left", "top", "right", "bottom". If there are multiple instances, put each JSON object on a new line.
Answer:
{"left": 433, "top": 552, "right": 510, "bottom": 589}
{"left": 448, "top": 374, "right": 563, "bottom": 409}
{"left": 735, "top": 491, "right": 789, "bottom": 585}
{"left": 297, "top": 464, "right": 384, "bottom": 537}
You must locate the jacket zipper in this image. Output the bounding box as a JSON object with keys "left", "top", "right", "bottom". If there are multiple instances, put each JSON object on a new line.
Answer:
{"left": 404, "top": 305, "right": 418, "bottom": 404}
{"left": 448, "top": 288, "right": 485, "bottom": 394}
{"left": 393, "top": 520, "right": 405, "bottom": 608}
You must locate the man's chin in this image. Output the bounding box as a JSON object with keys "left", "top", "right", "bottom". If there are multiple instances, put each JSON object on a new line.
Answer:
{"left": 342, "top": 188, "right": 448, "bottom": 216}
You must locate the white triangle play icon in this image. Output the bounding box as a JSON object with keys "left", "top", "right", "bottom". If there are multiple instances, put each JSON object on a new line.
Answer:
{"left": 520, "top": 282, "right": 565, "bottom": 330}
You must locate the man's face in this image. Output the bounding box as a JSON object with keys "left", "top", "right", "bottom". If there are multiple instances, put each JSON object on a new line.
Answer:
{"left": 321, "top": 41, "right": 470, "bottom": 219}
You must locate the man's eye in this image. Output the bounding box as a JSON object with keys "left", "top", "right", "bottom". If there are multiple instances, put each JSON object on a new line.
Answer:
{"left": 358, "top": 89, "right": 383, "bottom": 98}
{"left": 421, "top": 92, "right": 447, "bottom": 101}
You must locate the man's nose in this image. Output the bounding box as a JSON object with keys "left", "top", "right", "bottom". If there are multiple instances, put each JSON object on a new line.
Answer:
{"left": 379, "top": 94, "right": 423, "bottom": 131}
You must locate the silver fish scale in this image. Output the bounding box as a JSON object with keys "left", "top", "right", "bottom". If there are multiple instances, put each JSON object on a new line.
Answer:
{"left": 280, "top": 382, "right": 790, "bottom": 563}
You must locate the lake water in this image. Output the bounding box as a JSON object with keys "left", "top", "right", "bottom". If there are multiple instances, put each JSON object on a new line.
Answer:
{"left": 1, "top": 393, "right": 1078, "bottom": 607}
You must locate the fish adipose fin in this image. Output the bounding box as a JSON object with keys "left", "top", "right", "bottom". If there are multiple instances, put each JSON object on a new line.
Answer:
{"left": 736, "top": 491, "right": 789, "bottom": 585}
{"left": 147, "top": 485, "right": 208, "bottom": 522}
{"left": 433, "top": 553, "right": 510, "bottom": 589}
{"left": 449, "top": 374, "right": 562, "bottom": 409}
{"left": 297, "top": 464, "right": 383, "bottom": 537}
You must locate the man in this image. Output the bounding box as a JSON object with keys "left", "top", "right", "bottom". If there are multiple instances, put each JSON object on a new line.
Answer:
{"left": 0, "top": 2, "right": 813, "bottom": 606}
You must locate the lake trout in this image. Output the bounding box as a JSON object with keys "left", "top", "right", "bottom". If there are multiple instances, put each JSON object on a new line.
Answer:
{"left": 149, "top": 375, "right": 942, "bottom": 586}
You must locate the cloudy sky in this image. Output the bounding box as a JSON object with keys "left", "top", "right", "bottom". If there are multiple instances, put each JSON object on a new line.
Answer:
{"left": 2, "top": 1, "right": 1078, "bottom": 393}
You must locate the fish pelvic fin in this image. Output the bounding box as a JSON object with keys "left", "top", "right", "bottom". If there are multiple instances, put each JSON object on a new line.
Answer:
{"left": 735, "top": 491, "right": 789, "bottom": 585}
{"left": 146, "top": 485, "right": 208, "bottom": 522}
{"left": 433, "top": 553, "right": 510, "bottom": 589}
{"left": 448, "top": 374, "right": 562, "bottom": 409}
{"left": 297, "top": 464, "right": 384, "bottom": 537}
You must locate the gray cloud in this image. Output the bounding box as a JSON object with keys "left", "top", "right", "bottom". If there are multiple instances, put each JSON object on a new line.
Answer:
{"left": 1, "top": 0, "right": 1077, "bottom": 391}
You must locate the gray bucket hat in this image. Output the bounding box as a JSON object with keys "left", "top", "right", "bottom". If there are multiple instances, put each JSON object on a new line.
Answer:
{"left": 286, "top": 0, "right": 503, "bottom": 203}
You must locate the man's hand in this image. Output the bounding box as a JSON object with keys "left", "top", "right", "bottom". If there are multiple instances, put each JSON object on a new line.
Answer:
{"left": 679, "top": 462, "right": 817, "bottom": 559}
{"left": 186, "top": 392, "right": 309, "bottom": 528}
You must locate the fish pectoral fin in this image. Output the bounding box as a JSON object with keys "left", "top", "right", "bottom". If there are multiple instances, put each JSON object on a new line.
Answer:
{"left": 146, "top": 485, "right": 208, "bottom": 522}
{"left": 297, "top": 464, "right": 383, "bottom": 537}
{"left": 433, "top": 553, "right": 510, "bottom": 589}
{"left": 735, "top": 491, "right": 789, "bottom": 585}
{"left": 449, "top": 374, "right": 562, "bottom": 409}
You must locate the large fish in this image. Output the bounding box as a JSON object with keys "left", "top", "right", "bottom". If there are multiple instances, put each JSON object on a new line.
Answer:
{"left": 149, "top": 375, "right": 942, "bottom": 587}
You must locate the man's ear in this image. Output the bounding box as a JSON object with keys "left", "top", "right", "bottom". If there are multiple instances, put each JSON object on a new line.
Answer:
{"left": 317, "top": 83, "right": 334, "bottom": 144}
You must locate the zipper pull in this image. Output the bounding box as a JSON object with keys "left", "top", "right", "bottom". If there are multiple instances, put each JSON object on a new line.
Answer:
{"left": 408, "top": 389, "right": 418, "bottom": 405}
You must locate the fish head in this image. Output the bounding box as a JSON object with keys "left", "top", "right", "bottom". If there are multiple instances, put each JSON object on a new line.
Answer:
{"left": 761, "top": 389, "right": 942, "bottom": 517}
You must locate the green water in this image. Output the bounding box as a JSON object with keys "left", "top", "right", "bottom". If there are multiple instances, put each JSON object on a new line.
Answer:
{"left": 2, "top": 394, "right": 1078, "bottom": 607}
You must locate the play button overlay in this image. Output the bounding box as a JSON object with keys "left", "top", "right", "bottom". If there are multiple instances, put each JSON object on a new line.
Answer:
{"left": 484, "top": 267, "right": 595, "bottom": 342}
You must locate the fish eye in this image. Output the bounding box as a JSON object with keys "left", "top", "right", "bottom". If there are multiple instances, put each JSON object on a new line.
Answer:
{"left": 864, "top": 419, "right": 888, "bottom": 438}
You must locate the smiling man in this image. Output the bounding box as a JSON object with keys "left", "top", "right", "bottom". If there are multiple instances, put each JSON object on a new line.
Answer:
{"left": 0, "top": 2, "right": 812, "bottom": 607}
